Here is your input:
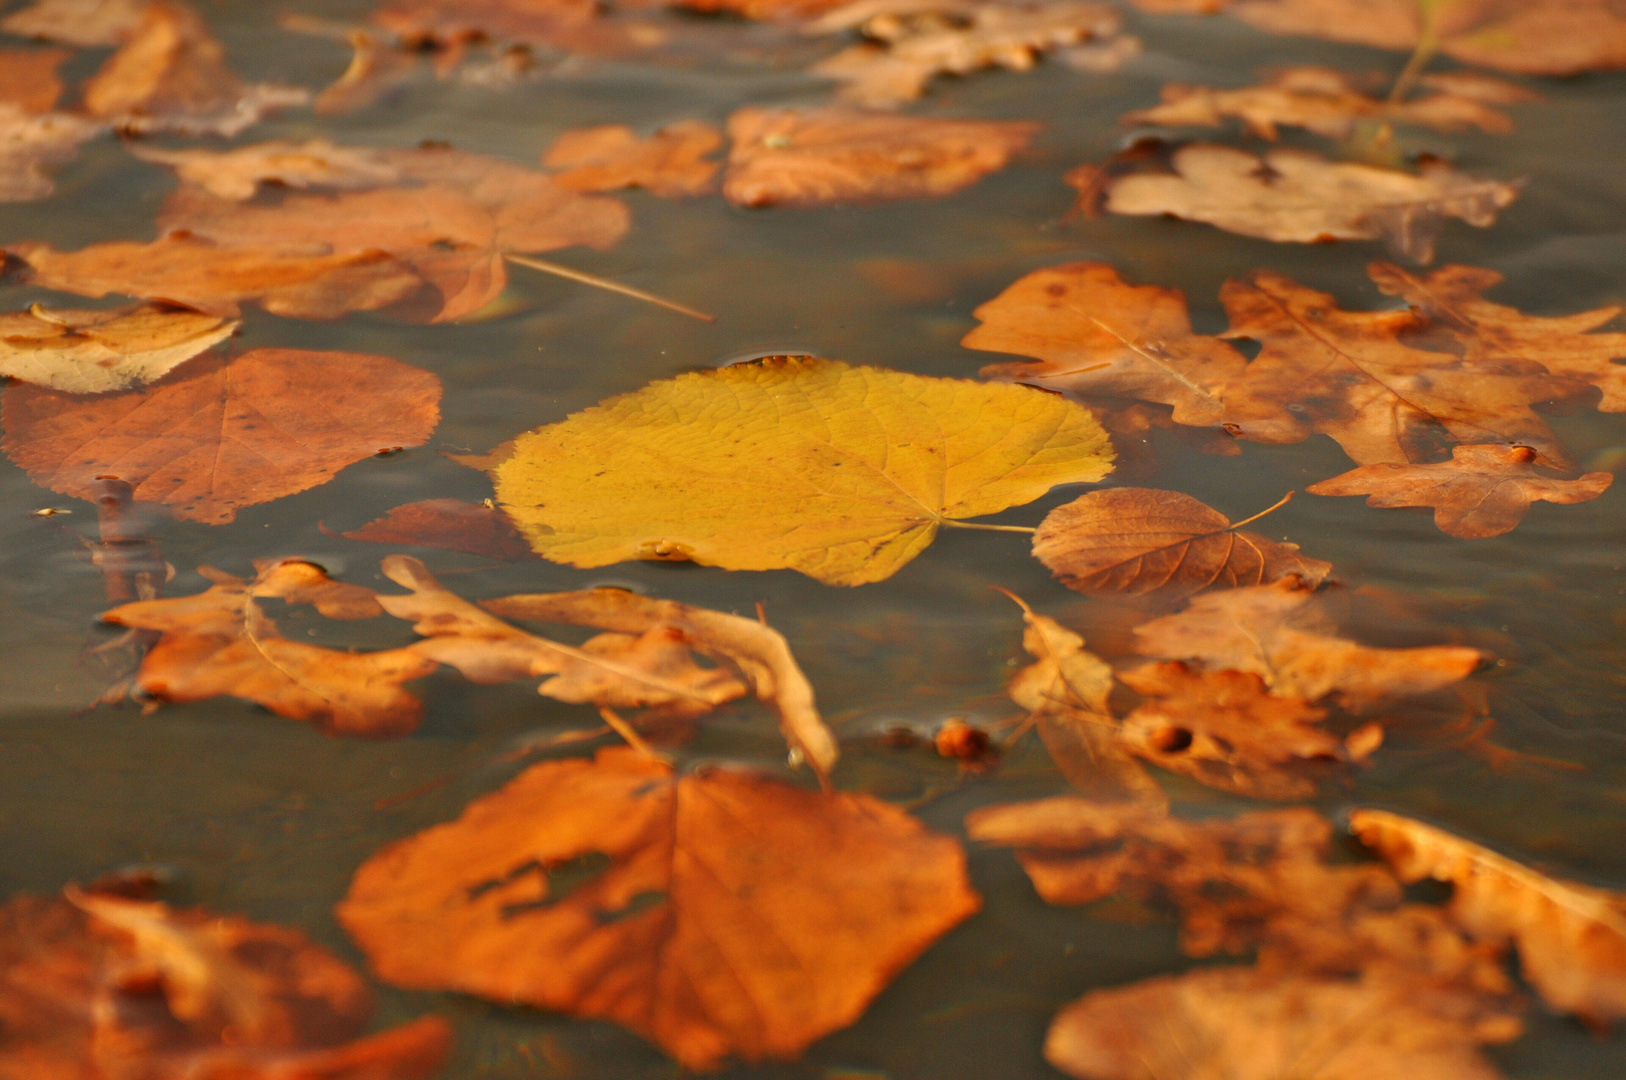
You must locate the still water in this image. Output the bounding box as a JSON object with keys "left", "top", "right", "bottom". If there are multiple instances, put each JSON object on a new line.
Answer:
{"left": 4, "top": 2, "right": 1626, "bottom": 1076}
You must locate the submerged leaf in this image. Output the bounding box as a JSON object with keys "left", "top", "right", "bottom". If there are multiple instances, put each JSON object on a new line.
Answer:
{"left": 342, "top": 498, "right": 535, "bottom": 560}
{"left": 0, "top": 48, "right": 69, "bottom": 113}
{"left": 338, "top": 747, "right": 980, "bottom": 1069}
{"left": 0, "top": 303, "right": 237, "bottom": 393}
{"left": 2, "top": 348, "right": 441, "bottom": 523}
{"left": 0, "top": 103, "right": 103, "bottom": 203}
{"left": 543, "top": 121, "right": 722, "bottom": 196}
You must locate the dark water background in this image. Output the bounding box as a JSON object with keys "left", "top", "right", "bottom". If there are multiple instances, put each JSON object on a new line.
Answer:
{"left": 4, "top": 2, "right": 1626, "bottom": 1076}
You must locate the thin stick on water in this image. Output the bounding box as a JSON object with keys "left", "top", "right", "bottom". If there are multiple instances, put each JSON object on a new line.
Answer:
{"left": 506, "top": 253, "right": 716, "bottom": 322}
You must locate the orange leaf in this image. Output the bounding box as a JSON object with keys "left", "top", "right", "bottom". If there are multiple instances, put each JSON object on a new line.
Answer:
{"left": 543, "top": 121, "right": 723, "bottom": 197}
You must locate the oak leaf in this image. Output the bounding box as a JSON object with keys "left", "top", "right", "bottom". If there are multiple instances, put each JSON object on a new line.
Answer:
{"left": 543, "top": 121, "right": 722, "bottom": 196}
{"left": 101, "top": 558, "right": 437, "bottom": 735}
{"left": 0, "top": 48, "right": 69, "bottom": 113}
{"left": 1131, "top": 579, "right": 1482, "bottom": 707}
{"left": 342, "top": 498, "right": 535, "bottom": 560}
{"left": 722, "top": 107, "right": 1037, "bottom": 206}
{"left": 0, "top": 303, "right": 237, "bottom": 393}
{"left": 1370, "top": 260, "right": 1626, "bottom": 413}
{"left": 128, "top": 139, "right": 404, "bottom": 201}
{"left": 1218, "top": 270, "right": 1579, "bottom": 468}
{"left": 1353, "top": 808, "right": 1626, "bottom": 1024}
{"left": 1097, "top": 143, "right": 1519, "bottom": 264}
{"left": 1126, "top": 65, "right": 1530, "bottom": 140}
{"left": 490, "top": 355, "right": 1113, "bottom": 585}
{"left": 965, "top": 261, "right": 1247, "bottom": 426}
{"left": 0, "top": 888, "right": 451, "bottom": 1080}
{"left": 338, "top": 747, "right": 980, "bottom": 1069}
{"left": 2, "top": 348, "right": 441, "bottom": 523}
{"left": 0, "top": 0, "right": 147, "bottom": 45}
{"left": 1031, "top": 487, "right": 1330, "bottom": 599}
{"left": 1308, "top": 444, "right": 1613, "bottom": 539}
{"left": 0, "top": 103, "right": 103, "bottom": 203}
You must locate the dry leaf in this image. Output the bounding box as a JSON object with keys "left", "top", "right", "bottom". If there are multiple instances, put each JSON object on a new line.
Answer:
{"left": 678, "top": 0, "right": 851, "bottom": 21}
{"left": 81, "top": 0, "right": 308, "bottom": 136}
{"left": 0, "top": 888, "right": 451, "bottom": 1080}
{"left": 1132, "top": 579, "right": 1482, "bottom": 707}
{"left": 1219, "top": 270, "right": 1580, "bottom": 469}
{"left": 3, "top": 233, "right": 428, "bottom": 319}
{"left": 543, "top": 121, "right": 722, "bottom": 196}
{"left": 0, "top": 104, "right": 103, "bottom": 203}
{"left": 101, "top": 558, "right": 437, "bottom": 735}
{"left": 723, "top": 107, "right": 1037, "bottom": 206}
{"left": 1353, "top": 808, "right": 1626, "bottom": 1024}
{"left": 2, "top": 347, "right": 441, "bottom": 522}
{"left": 809, "top": 0, "right": 1121, "bottom": 107}
{"left": 0, "top": 0, "right": 147, "bottom": 45}
{"left": 1031, "top": 487, "right": 1331, "bottom": 599}
{"left": 313, "top": 29, "right": 425, "bottom": 116}
{"left": 0, "top": 303, "right": 237, "bottom": 393}
{"left": 1126, "top": 65, "right": 1528, "bottom": 140}
{"left": 373, "top": 0, "right": 617, "bottom": 52}
{"left": 0, "top": 48, "right": 69, "bottom": 113}
{"left": 1097, "top": 143, "right": 1519, "bottom": 264}
{"left": 1117, "top": 661, "right": 1340, "bottom": 800}
{"left": 338, "top": 747, "right": 980, "bottom": 1069}
{"left": 128, "top": 139, "right": 404, "bottom": 201}
{"left": 484, "top": 586, "right": 839, "bottom": 778}
{"left": 1308, "top": 444, "right": 1612, "bottom": 539}
{"left": 490, "top": 355, "right": 1113, "bottom": 586}
{"left": 1370, "top": 260, "right": 1626, "bottom": 413}
{"left": 1045, "top": 965, "right": 1519, "bottom": 1080}
{"left": 965, "top": 261, "right": 1246, "bottom": 426}
{"left": 342, "top": 498, "right": 535, "bottom": 560}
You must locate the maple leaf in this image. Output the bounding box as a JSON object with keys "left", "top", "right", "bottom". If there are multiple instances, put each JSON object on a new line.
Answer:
{"left": 1132, "top": 579, "right": 1482, "bottom": 707}
{"left": 1218, "top": 269, "right": 1581, "bottom": 469}
{"left": 341, "top": 498, "right": 535, "bottom": 560}
{"left": 0, "top": 47, "right": 69, "bottom": 113}
{"left": 0, "top": 889, "right": 450, "bottom": 1080}
{"left": 2, "top": 348, "right": 441, "bottom": 523}
{"left": 0, "top": 303, "right": 237, "bottom": 393}
{"left": 1370, "top": 260, "right": 1626, "bottom": 413}
{"left": 1092, "top": 143, "right": 1519, "bottom": 264}
{"left": 80, "top": 0, "right": 308, "bottom": 137}
{"left": 722, "top": 108, "right": 1037, "bottom": 206}
{"left": 1353, "top": 808, "right": 1626, "bottom": 1025}
{"left": 0, "top": 0, "right": 147, "bottom": 45}
{"left": 965, "top": 260, "right": 1247, "bottom": 426}
{"left": 0, "top": 104, "right": 103, "bottom": 203}
{"left": 1126, "top": 65, "right": 1531, "bottom": 140}
{"left": 337, "top": 747, "right": 980, "bottom": 1069}
{"left": 128, "top": 139, "right": 404, "bottom": 201}
{"left": 1031, "top": 487, "right": 1331, "bottom": 599}
{"left": 489, "top": 355, "right": 1113, "bottom": 585}
{"left": 100, "top": 559, "right": 437, "bottom": 735}
{"left": 543, "top": 121, "right": 723, "bottom": 196}
{"left": 1308, "top": 444, "right": 1613, "bottom": 539}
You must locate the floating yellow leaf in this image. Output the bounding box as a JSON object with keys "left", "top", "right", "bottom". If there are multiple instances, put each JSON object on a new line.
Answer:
{"left": 491, "top": 356, "right": 1114, "bottom": 585}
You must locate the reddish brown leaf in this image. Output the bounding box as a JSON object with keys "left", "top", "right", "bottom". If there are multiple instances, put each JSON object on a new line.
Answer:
{"left": 965, "top": 261, "right": 1247, "bottom": 426}
{"left": 342, "top": 498, "right": 535, "bottom": 560}
{"left": 0, "top": 889, "right": 451, "bottom": 1080}
{"left": 1308, "top": 444, "right": 1612, "bottom": 539}
{"left": 373, "top": 0, "right": 610, "bottom": 49}
{"left": 676, "top": 0, "right": 850, "bottom": 21}
{"left": 543, "top": 121, "right": 722, "bottom": 197}
{"left": 338, "top": 747, "right": 980, "bottom": 1069}
{"left": 723, "top": 107, "right": 1037, "bottom": 206}
{"left": 0, "top": 48, "right": 69, "bottom": 113}
{"left": 3, "top": 348, "right": 441, "bottom": 524}
{"left": 1031, "top": 487, "right": 1331, "bottom": 599}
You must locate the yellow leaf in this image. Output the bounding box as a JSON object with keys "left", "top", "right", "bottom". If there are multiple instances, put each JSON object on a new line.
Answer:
{"left": 492, "top": 356, "right": 1115, "bottom": 586}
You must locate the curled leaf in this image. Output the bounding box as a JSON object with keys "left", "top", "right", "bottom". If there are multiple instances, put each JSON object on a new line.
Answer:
{"left": 0, "top": 303, "right": 237, "bottom": 393}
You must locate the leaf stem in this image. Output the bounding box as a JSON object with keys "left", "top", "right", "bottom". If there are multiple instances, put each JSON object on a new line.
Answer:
{"left": 1385, "top": 0, "right": 1447, "bottom": 105}
{"left": 506, "top": 254, "right": 716, "bottom": 322}
{"left": 1229, "top": 490, "right": 1296, "bottom": 531}
{"left": 943, "top": 520, "right": 1038, "bottom": 534}
{"left": 598, "top": 706, "right": 660, "bottom": 758}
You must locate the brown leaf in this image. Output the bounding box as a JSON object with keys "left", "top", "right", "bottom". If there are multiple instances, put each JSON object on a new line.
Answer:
{"left": 484, "top": 587, "right": 840, "bottom": 778}
{"left": 1218, "top": 270, "right": 1579, "bottom": 469}
{"left": 1370, "top": 260, "right": 1626, "bottom": 413}
{"left": 722, "top": 107, "right": 1036, "bottom": 206}
{"left": 1308, "top": 444, "right": 1613, "bottom": 539}
{"left": 543, "top": 121, "right": 722, "bottom": 196}
{"left": 0, "top": 0, "right": 147, "bottom": 45}
{"left": 1045, "top": 965, "right": 1519, "bottom": 1080}
{"left": 0, "top": 104, "right": 103, "bottom": 203}
{"left": 81, "top": 0, "right": 308, "bottom": 136}
{"left": 2, "top": 348, "right": 441, "bottom": 523}
{"left": 128, "top": 139, "right": 404, "bottom": 201}
{"left": 101, "top": 559, "right": 436, "bottom": 735}
{"left": 1097, "top": 143, "right": 1519, "bottom": 264}
{"left": 373, "top": 0, "right": 617, "bottom": 51}
{"left": 677, "top": 0, "right": 851, "bottom": 22}
{"left": 342, "top": 498, "right": 535, "bottom": 560}
{"left": 1125, "top": 65, "right": 1528, "bottom": 140}
{"left": 0, "top": 302, "right": 238, "bottom": 393}
{"left": 313, "top": 30, "right": 425, "bottom": 117}
{"left": 0, "top": 47, "right": 69, "bottom": 113}
{"left": 1117, "top": 661, "right": 1340, "bottom": 800}
{"left": 3, "top": 233, "right": 428, "bottom": 319}
{"left": 338, "top": 747, "right": 980, "bottom": 1069}
{"left": 1031, "top": 487, "right": 1331, "bottom": 599}
{"left": 1131, "top": 579, "right": 1482, "bottom": 707}
{"left": 0, "top": 889, "right": 451, "bottom": 1080}
{"left": 1353, "top": 808, "right": 1626, "bottom": 1024}
{"left": 966, "top": 261, "right": 1247, "bottom": 426}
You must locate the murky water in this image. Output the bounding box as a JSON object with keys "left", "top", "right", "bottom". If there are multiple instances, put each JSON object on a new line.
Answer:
{"left": 4, "top": 3, "right": 1626, "bottom": 1077}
